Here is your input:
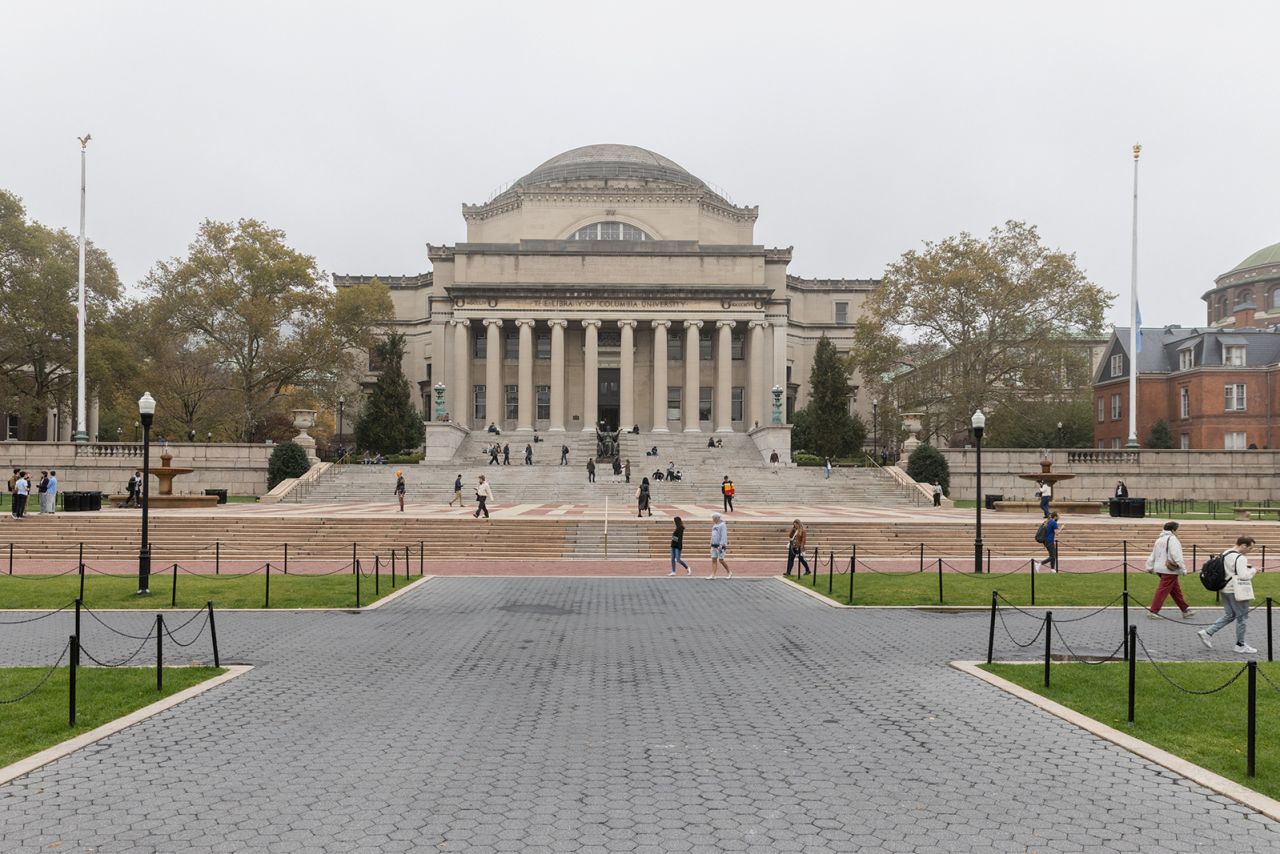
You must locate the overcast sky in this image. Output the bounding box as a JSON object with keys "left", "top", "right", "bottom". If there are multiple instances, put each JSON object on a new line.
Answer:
{"left": 4, "top": 1, "right": 1277, "bottom": 329}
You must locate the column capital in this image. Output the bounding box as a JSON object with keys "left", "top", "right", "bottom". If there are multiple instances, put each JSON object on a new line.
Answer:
{"left": 483, "top": 318, "right": 504, "bottom": 329}
{"left": 685, "top": 320, "right": 704, "bottom": 330}
{"left": 716, "top": 319, "right": 736, "bottom": 330}
{"left": 450, "top": 318, "right": 470, "bottom": 328}
{"left": 651, "top": 319, "right": 671, "bottom": 330}
{"left": 617, "top": 319, "right": 638, "bottom": 330}
{"left": 749, "top": 319, "right": 770, "bottom": 330}
{"left": 548, "top": 319, "right": 568, "bottom": 329}
{"left": 582, "top": 319, "right": 602, "bottom": 330}
{"left": 514, "top": 318, "right": 536, "bottom": 329}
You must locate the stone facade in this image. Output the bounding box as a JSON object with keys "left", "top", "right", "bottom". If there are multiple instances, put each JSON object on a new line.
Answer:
{"left": 336, "top": 144, "right": 877, "bottom": 435}
{"left": 1, "top": 442, "right": 271, "bottom": 496}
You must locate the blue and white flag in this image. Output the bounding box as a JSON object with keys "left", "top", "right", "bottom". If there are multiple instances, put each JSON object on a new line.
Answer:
{"left": 1134, "top": 302, "right": 1143, "bottom": 353}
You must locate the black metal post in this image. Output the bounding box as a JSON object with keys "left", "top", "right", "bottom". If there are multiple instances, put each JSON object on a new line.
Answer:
{"left": 391, "top": 551, "right": 397, "bottom": 589}
{"left": 986, "top": 548, "right": 992, "bottom": 575}
{"left": 355, "top": 559, "right": 361, "bottom": 608}
{"left": 375, "top": 555, "right": 380, "bottom": 596}
{"left": 419, "top": 540, "right": 424, "bottom": 576}
{"left": 987, "top": 590, "right": 997, "bottom": 664}
{"left": 1123, "top": 590, "right": 1130, "bottom": 661}
{"left": 284, "top": 543, "right": 288, "bottom": 575}
{"left": 264, "top": 562, "right": 270, "bottom": 608}
{"left": 74, "top": 598, "right": 81, "bottom": 662}
{"left": 207, "top": 601, "right": 219, "bottom": 668}
{"left": 937, "top": 558, "right": 944, "bottom": 605}
{"left": 974, "top": 427, "right": 984, "bottom": 573}
{"left": 406, "top": 546, "right": 410, "bottom": 581}
{"left": 215, "top": 541, "right": 220, "bottom": 575}
{"left": 69, "top": 634, "right": 78, "bottom": 727}
{"left": 1123, "top": 541, "right": 1128, "bottom": 590}
{"left": 848, "top": 544, "right": 856, "bottom": 606}
{"left": 8, "top": 542, "right": 12, "bottom": 574}
{"left": 1248, "top": 661, "right": 1257, "bottom": 777}
{"left": 827, "top": 550, "right": 834, "bottom": 595}
{"left": 156, "top": 614, "right": 163, "bottom": 691}
{"left": 1030, "top": 558, "right": 1036, "bottom": 606}
{"left": 1043, "top": 611, "right": 1052, "bottom": 687}
{"left": 78, "top": 543, "right": 85, "bottom": 600}
{"left": 811, "top": 547, "right": 818, "bottom": 586}
{"left": 138, "top": 413, "right": 153, "bottom": 594}
{"left": 171, "top": 563, "right": 178, "bottom": 608}
{"left": 1268, "top": 597, "right": 1274, "bottom": 663}
{"left": 919, "top": 543, "right": 924, "bottom": 573}
{"left": 1127, "top": 625, "right": 1137, "bottom": 724}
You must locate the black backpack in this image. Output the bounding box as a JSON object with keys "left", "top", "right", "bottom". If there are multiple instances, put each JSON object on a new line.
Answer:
{"left": 1034, "top": 522, "right": 1048, "bottom": 544}
{"left": 1199, "top": 551, "right": 1236, "bottom": 592}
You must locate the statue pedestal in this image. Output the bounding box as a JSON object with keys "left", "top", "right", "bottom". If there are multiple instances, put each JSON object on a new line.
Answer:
{"left": 291, "top": 409, "right": 320, "bottom": 466}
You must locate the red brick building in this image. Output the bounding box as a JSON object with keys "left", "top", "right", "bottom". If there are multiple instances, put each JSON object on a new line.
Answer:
{"left": 1203, "top": 241, "right": 1280, "bottom": 329}
{"left": 1092, "top": 326, "right": 1280, "bottom": 450}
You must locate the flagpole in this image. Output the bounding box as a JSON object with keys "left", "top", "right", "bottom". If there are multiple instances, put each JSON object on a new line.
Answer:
{"left": 73, "top": 134, "right": 92, "bottom": 443}
{"left": 1126, "top": 143, "right": 1141, "bottom": 449}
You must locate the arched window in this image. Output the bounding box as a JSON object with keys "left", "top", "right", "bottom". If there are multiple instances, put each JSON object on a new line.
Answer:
{"left": 1271, "top": 288, "right": 1280, "bottom": 311}
{"left": 570, "top": 221, "right": 651, "bottom": 241}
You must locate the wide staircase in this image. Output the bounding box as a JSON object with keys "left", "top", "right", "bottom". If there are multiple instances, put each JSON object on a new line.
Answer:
{"left": 303, "top": 429, "right": 918, "bottom": 507}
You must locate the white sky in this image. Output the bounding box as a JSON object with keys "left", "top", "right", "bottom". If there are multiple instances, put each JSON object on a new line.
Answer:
{"left": 4, "top": 0, "right": 1278, "bottom": 329}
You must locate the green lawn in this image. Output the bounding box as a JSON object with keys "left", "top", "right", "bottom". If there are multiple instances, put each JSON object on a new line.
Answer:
{"left": 788, "top": 568, "right": 1280, "bottom": 607}
{"left": 0, "top": 666, "right": 223, "bottom": 768}
{"left": 983, "top": 661, "right": 1280, "bottom": 799}
{"left": 0, "top": 569, "right": 419, "bottom": 610}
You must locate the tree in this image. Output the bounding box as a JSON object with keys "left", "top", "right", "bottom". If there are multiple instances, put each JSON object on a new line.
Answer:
{"left": 354, "top": 333, "right": 422, "bottom": 454}
{"left": 906, "top": 443, "right": 950, "bottom": 496}
{"left": 1147, "top": 418, "right": 1175, "bottom": 449}
{"left": 791, "top": 336, "right": 864, "bottom": 458}
{"left": 267, "top": 442, "right": 310, "bottom": 489}
{"left": 851, "top": 221, "right": 1112, "bottom": 441}
{"left": 144, "top": 218, "right": 393, "bottom": 441}
{"left": 985, "top": 391, "right": 1095, "bottom": 449}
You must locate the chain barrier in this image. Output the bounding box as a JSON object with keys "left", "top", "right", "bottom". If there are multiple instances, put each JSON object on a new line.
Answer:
{"left": 1056, "top": 562, "right": 1129, "bottom": 575}
{"left": 994, "top": 592, "right": 1047, "bottom": 619}
{"left": 996, "top": 608, "right": 1047, "bottom": 648}
{"left": 79, "top": 627, "right": 156, "bottom": 668}
{"left": 0, "top": 640, "right": 71, "bottom": 705}
{"left": 173, "top": 562, "right": 266, "bottom": 578}
{"left": 161, "top": 612, "right": 210, "bottom": 648}
{"left": 0, "top": 601, "right": 75, "bottom": 625}
{"left": 852, "top": 560, "right": 917, "bottom": 577}
{"left": 1049, "top": 593, "right": 1127, "bottom": 623}
{"left": 1049, "top": 620, "right": 1126, "bottom": 665}
{"left": 164, "top": 608, "right": 207, "bottom": 634}
{"left": 83, "top": 605, "right": 156, "bottom": 640}
{"left": 1133, "top": 634, "right": 1250, "bottom": 695}
{"left": 0, "top": 564, "right": 82, "bottom": 580}
{"left": 1257, "top": 665, "right": 1280, "bottom": 694}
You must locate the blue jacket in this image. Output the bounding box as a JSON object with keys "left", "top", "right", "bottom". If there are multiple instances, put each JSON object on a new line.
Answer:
{"left": 1046, "top": 519, "right": 1059, "bottom": 544}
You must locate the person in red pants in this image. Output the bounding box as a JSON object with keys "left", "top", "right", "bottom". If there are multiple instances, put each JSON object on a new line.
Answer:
{"left": 1145, "top": 521, "right": 1196, "bottom": 619}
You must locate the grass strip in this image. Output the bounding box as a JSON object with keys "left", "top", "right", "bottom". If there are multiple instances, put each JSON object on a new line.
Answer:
{"left": 982, "top": 661, "right": 1280, "bottom": 800}
{"left": 0, "top": 666, "right": 223, "bottom": 767}
{"left": 0, "top": 571, "right": 414, "bottom": 610}
{"left": 787, "top": 570, "right": 1280, "bottom": 607}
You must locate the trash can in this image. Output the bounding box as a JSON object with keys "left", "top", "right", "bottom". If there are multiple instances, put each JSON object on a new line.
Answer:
{"left": 985, "top": 494, "right": 1003, "bottom": 510}
{"left": 85, "top": 491, "right": 102, "bottom": 512}
{"left": 1124, "top": 497, "right": 1147, "bottom": 518}
{"left": 63, "top": 491, "right": 82, "bottom": 512}
{"left": 204, "top": 489, "right": 228, "bottom": 505}
{"left": 1108, "top": 498, "right": 1122, "bottom": 518}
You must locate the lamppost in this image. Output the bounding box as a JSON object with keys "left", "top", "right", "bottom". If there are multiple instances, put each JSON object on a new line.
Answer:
{"left": 206, "top": 431, "right": 212, "bottom": 444}
{"left": 133, "top": 420, "right": 139, "bottom": 442}
{"left": 972, "top": 409, "right": 986, "bottom": 574}
{"left": 1056, "top": 421, "right": 1064, "bottom": 448}
{"left": 337, "top": 397, "right": 345, "bottom": 441}
{"left": 115, "top": 426, "right": 122, "bottom": 443}
{"left": 137, "top": 392, "right": 156, "bottom": 594}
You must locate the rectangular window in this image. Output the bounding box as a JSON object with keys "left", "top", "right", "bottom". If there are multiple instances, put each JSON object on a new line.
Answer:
{"left": 536, "top": 386, "right": 550, "bottom": 421}
{"left": 1225, "top": 431, "right": 1247, "bottom": 450}
{"left": 1225, "top": 383, "right": 1247, "bottom": 411}
{"left": 731, "top": 387, "right": 744, "bottom": 422}
{"left": 473, "top": 385, "right": 486, "bottom": 421}
{"left": 504, "top": 384, "right": 518, "bottom": 421}
{"left": 699, "top": 329, "right": 713, "bottom": 361}
{"left": 666, "top": 387, "right": 682, "bottom": 422}
{"left": 731, "top": 332, "right": 745, "bottom": 360}
{"left": 1097, "top": 397, "right": 1105, "bottom": 423}
{"left": 1224, "top": 345, "right": 1247, "bottom": 366}
{"left": 1110, "top": 353, "right": 1124, "bottom": 377}
{"left": 1180, "top": 387, "right": 1190, "bottom": 419}
{"left": 536, "top": 332, "right": 550, "bottom": 360}
{"left": 504, "top": 331, "right": 519, "bottom": 361}
{"left": 1111, "top": 394, "right": 1122, "bottom": 420}
{"left": 668, "top": 331, "right": 683, "bottom": 361}
{"left": 1111, "top": 438, "right": 1122, "bottom": 449}
{"left": 699, "top": 387, "right": 712, "bottom": 421}
{"left": 1180, "top": 433, "right": 1191, "bottom": 450}
{"left": 367, "top": 343, "right": 385, "bottom": 373}
{"left": 835, "top": 302, "right": 849, "bottom": 326}
{"left": 473, "top": 330, "right": 486, "bottom": 360}
{"left": 5, "top": 414, "right": 17, "bottom": 441}
{"left": 1178, "top": 348, "right": 1194, "bottom": 370}
{"left": 598, "top": 328, "right": 621, "bottom": 348}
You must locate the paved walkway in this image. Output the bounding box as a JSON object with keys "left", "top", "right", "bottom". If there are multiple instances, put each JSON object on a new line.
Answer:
{"left": 1, "top": 580, "right": 1278, "bottom": 852}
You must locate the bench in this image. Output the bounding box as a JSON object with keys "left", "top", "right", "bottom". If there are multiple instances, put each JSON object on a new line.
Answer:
{"left": 1233, "top": 506, "right": 1280, "bottom": 521}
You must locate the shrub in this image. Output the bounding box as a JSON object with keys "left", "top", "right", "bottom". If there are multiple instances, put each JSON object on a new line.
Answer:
{"left": 906, "top": 443, "right": 950, "bottom": 496}
{"left": 793, "top": 452, "right": 822, "bottom": 466}
{"left": 267, "top": 442, "right": 310, "bottom": 489}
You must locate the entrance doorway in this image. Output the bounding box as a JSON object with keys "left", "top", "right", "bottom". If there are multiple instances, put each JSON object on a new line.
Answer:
{"left": 598, "top": 368, "right": 620, "bottom": 431}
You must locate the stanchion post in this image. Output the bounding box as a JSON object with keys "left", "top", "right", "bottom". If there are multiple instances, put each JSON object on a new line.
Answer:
{"left": 987, "top": 591, "right": 997, "bottom": 664}
{"left": 1248, "top": 660, "right": 1257, "bottom": 777}
{"left": 1123, "top": 591, "right": 1130, "bottom": 661}
{"left": 74, "top": 598, "right": 81, "bottom": 660}
{"left": 405, "top": 545, "right": 410, "bottom": 581}
{"left": 375, "top": 555, "right": 380, "bottom": 596}
{"left": 171, "top": 562, "right": 178, "bottom": 608}
{"left": 216, "top": 541, "right": 220, "bottom": 575}
{"left": 284, "top": 543, "right": 289, "bottom": 575}
{"left": 8, "top": 542, "right": 12, "bottom": 574}
{"left": 156, "top": 614, "right": 164, "bottom": 692}
{"left": 1123, "top": 541, "right": 1128, "bottom": 593}
{"left": 1267, "top": 597, "right": 1273, "bottom": 663}
{"left": 1262, "top": 544, "right": 1267, "bottom": 572}
{"left": 986, "top": 548, "right": 991, "bottom": 575}
{"left": 391, "top": 551, "right": 397, "bottom": 589}
{"left": 69, "top": 634, "right": 78, "bottom": 727}
{"left": 847, "top": 544, "right": 856, "bottom": 606}
{"left": 811, "top": 547, "right": 818, "bottom": 587}
{"left": 264, "top": 562, "right": 270, "bottom": 609}
{"left": 419, "top": 541, "right": 424, "bottom": 577}
{"left": 919, "top": 543, "right": 924, "bottom": 573}
{"left": 1127, "top": 625, "right": 1137, "bottom": 724}
{"left": 351, "top": 542, "right": 357, "bottom": 575}
{"left": 937, "top": 558, "right": 944, "bottom": 605}
{"left": 355, "top": 559, "right": 361, "bottom": 608}
{"left": 78, "top": 543, "right": 85, "bottom": 600}
{"left": 1030, "top": 558, "right": 1036, "bottom": 606}
{"left": 827, "top": 550, "right": 834, "bottom": 595}
{"left": 207, "top": 601, "right": 219, "bottom": 668}
{"left": 1043, "top": 611, "right": 1053, "bottom": 688}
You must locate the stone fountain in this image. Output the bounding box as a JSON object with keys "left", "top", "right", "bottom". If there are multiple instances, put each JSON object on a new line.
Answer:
{"left": 994, "top": 450, "right": 1103, "bottom": 514}
{"left": 112, "top": 449, "right": 219, "bottom": 509}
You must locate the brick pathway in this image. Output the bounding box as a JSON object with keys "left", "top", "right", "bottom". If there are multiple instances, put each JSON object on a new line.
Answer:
{"left": 1, "top": 580, "right": 1278, "bottom": 852}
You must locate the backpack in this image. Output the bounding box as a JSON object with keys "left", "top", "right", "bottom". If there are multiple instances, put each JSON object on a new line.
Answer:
{"left": 1199, "top": 551, "right": 1237, "bottom": 592}
{"left": 725, "top": 483, "right": 735, "bottom": 497}
{"left": 1034, "top": 521, "right": 1047, "bottom": 544}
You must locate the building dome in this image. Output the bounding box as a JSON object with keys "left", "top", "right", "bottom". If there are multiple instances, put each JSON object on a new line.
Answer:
{"left": 516, "top": 144, "right": 705, "bottom": 189}
{"left": 1228, "top": 241, "right": 1280, "bottom": 275}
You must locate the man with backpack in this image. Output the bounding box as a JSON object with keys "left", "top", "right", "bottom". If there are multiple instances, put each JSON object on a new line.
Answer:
{"left": 1144, "top": 521, "right": 1195, "bottom": 619}
{"left": 721, "top": 476, "right": 735, "bottom": 513}
{"left": 1198, "top": 536, "right": 1258, "bottom": 654}
{"left": 1035, "top": 511, "right": 1060, "bottom": 571}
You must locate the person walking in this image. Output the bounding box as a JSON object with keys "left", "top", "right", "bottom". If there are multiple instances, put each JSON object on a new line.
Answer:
{"left": 36, "top": 471, "right": 49, "bottom": 514}
{"left": 823, "top": 457, "right": 832, "bottom": 479}
{"left": 393, "top": 470, "right": 406, "bottom": 512}
{"left": 560, "top": 444, "right": 569, "bottom": 466}
{"left": 502, "top": 443, "right": 510, "bottom": 465}
{"left": 932, "top": 482, "right": 942, "bottom": 507}
{"left": 786, "top": 519, "right": 810, "bottom": 576}
{"left": 473, "top": 475, "right": 493, "bottom": 519}
{"left": 721, "top": 476, "right": 735, "bottom": 513}
{"left": 448, "top": 473, "right": 464, "bottom": 507}
{"left": 636, "top": 477, "right": 653, "bottom": 517}
{"left": 1037, "top": 511, "right": 1060, "bottom": 571}
{"left": 1198, "top": 536, "right": 1258, "bottom": 654}
{"left": 488, "top": 444, "right": 500, "bottom": 465}
{"left": 1036, "top": 480, "right": 1051, "bottom": 518}
{"left": 7, "top": 468, "right": 17, "bottom": 517}
{"left": 125, "top": 470, "right": 140, "bottom": 508}
{"left": 611, "top": 456, "right": 622, "bottom": 481}
{"left": 769, "top": 449, "right": 780, "bottom": 475}
{"left": 45, "top": 470, "right": 58, "bottom": 515}
{"left": 707, "top": 512, "right": 731, "bottom": 578}
{"left": 12, "top": 471, "right": 29, "bottom": 520}
{"left": 587, "top": 459, "right": 596, "bottom": 483}
{"left": 1145, "top": 521, "right": 1195, "bottom": 619}
{"left": 524, "top": 443, "right": 533, "bottom": 465}
{"left": 624, "top": 459, "right": 631, "bottom": 484}
{"left": 668, "top": 516, "right": 691, "bottom": 575}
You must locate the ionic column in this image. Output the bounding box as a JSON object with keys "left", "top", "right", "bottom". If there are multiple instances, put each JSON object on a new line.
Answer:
{"left": 45, "top": 408, "right": 58, "bottom": 442}
{"left": 451, "top": 319, "right": 471, "bottom": 428}
{"left": 715, "top": 320, "right": 734, "bottom": 433}
{"left": 516, "top": 319, "right": 535, "bottom": 431}
{"left": 771, "top": 319, "right": 789, "bottom": 423}
{"left": 581, "top": 319, "right": 601, "bottom": 431}
{"left": 651, "top": 320, "right": 670, "bottom": 432}
{"left": 549, "top": 320, "right": 567, "bottom": 431}
{"left": 748, "top": 320, "right": 768, "bottom": 429}
{"left": 684, "top": 320, "right": 703, "bottom": 432}
{"left": 88, "top": 396, "right": 100, "bottom": 442}
{"left": 484, "top": 318, "right": 503, "bottom": 428}
{"left": 618, "top": 320, "right": 637, "bottom": 430}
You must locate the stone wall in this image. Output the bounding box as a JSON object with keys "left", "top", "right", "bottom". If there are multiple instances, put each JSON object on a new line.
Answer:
{"left": 942, "top": 448, "right": 1280, "bottom": 503}
{"left": 0, "top": 442, "right": 272, "bottom": 496}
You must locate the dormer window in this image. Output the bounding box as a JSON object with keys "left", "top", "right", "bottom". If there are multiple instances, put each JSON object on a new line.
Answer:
{"left": 571, "top": 221, "right": 651, "bottom": 241}
{"left": 1178, "top": 348, "right": 1194, "bottom": 371}
{"left": 1109, "top": 353, "right": 1124, "bottom": 377}
{"left": 1224, "top": 345, "right": 1246, "bottom": 366}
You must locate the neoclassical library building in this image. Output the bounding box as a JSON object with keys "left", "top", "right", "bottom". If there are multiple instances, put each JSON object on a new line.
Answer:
{"left": 335, "top": 144, "right": 874, "bottom": 433}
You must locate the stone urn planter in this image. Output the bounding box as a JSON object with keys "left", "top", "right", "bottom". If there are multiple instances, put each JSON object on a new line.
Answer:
{"left": 291, "top": 409, "right": 320, "bottom": 465}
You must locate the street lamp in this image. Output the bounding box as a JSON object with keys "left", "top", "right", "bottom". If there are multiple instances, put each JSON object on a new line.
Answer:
{"left": 337, "top": 397, "right": 345, "bottom": 441}
{"left": 133, "top": 420, "right": 139, "bottom": 442}
{"left": 972, "top": 409, "right": 986, "bottom": 574}
{"left": 206, "top": 431, "right": 212, "bottom": 443}
{"left": 137, "top": 392, "right": 155, "bottom": 595}
{"left": 115, "top": 426, "right": 122, "bottom": 443}
{"left": 1056, "top": 421, "right": 1064, "bottom": 448}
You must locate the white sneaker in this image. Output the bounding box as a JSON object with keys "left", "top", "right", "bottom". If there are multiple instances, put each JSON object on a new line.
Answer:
{"left": 1234, "top": 643, "right": 1258, "bottom": 655}
{"left": 685, "top": 567, "right": 692, "bottom": 576}
{"left": 668, "top": 570, "right": 677, "bottom": 576}
{"left": 1181, "top": 609, "right": 1196, "bottom": 619}
{"left": 1146, "top": 611, "right": 1162, "bottom": 620}
{"left": 1197, "top": 629, "right": 1213, "bottom": 649}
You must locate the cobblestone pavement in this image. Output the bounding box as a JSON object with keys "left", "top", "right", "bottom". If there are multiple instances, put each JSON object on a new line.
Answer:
{"left": 1, "top": 580, "right": 1279, "bottom": 852}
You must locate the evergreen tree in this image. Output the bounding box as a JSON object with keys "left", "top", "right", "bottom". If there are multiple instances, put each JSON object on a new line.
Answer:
{"left": 267, "top": 442, "right": 310, "bottom": 489}
{"left": 354, "top": 333, "right": 422, "bottom": 454}
{"left": 906, "top": 443, "right": 950, "bottom": 496}
{"left": 792, "top": 336, "right": 862, "bottom": 458}
{"left": 1146, "top": 418, "right": 1174, "bottom": 449}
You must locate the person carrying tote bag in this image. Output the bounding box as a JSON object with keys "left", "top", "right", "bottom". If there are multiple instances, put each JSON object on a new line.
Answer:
{"left": 1197, "top": 535, "right": 1258, "bottom": 654}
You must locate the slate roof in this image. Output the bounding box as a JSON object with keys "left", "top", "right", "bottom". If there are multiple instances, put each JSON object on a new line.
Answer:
{"left": 1097, "top": 325, "right": 1280, "bottom": 382}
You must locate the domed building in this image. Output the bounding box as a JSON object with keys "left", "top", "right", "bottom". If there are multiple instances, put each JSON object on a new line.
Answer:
{"left": 335, "top": 144, "right": 876, "bottom": 453}
{"left": 1203, "top": 241, "right": 1280, "bottom": 328}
